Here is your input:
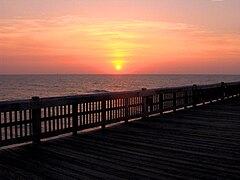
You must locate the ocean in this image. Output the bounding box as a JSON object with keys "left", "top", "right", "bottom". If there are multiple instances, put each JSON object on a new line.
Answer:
{"left": 0, "top": 74, "right": 239, "bottom": 101}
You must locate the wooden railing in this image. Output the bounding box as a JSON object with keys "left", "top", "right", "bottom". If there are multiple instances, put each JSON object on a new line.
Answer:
{"left": 0, "top": 81, "right": 240, "bottom": 147}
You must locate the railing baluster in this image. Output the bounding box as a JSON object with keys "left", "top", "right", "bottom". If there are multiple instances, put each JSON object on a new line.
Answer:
{"left": 29, "top": 109, "right": 32, "bottom": 135}
{"left": 72, "top": 102, "right": 78, "bottom": 136}
{"left": 15, "top": 111, "right": 18, "bottom": 138}
{"left": 68, "top": 105, "right": 71, "bottom": 128}
{"left": 141, "top": 88, "right": 147, "bottom": 119}
{"left": 63, "top": 105, "right": 65, "bottom": 128}
{"left": 125, "top": 98, "right": 129, "bottom": 123}
{"left": 173, "top": 92, "right": 177, "bottom": 112}
{"left": 19, "top": 111, "right": 23, "bottom": 137}
{"left": 52, "top": 106, "right": 55, "bottom": 131}
{"left": 4, "top": 112, "right": 7, "bottom": 140}
{"left": 43, "top": 108, "right": 47, "bottom": 132}
{"left": 159, "top": 93, "right": 164, "bottom": 114}
{"left": 142, "top": 96, "right": 147, "bottom": 119}
{"left": 86, "top": 103, "right": 89, "bottom": 125}
{"left": 0, "top": 113, "right": 2, "bottom": 140}
{"left": 48, "top": 107, "right": 51, "bottom": 131}
{"left": 82, "top": 103, "right": 85, "bottom": 125}
{"left": 79, "top": 104, "right": 83, "bottom": 126}
{"left": 210, "top": 89, "right": 213, "bottom": 103}
{"left": 101, "top": 99, "right": 106, "bottom": 129}
{"left": 238, "top": 84, "right": 240, "bottom": 96}
{"left": 24, "top": 110, "right": 27, "bottom": 136}
{"left": 99, "top": 101, "right": 101, "bottom": 123}
{"left": 221, "top": 82, "right": 225, "bottom": 100}
{"left": 202, "top": 90, "right": 205, "bottom": 105}
{"left": 192, "top": 85, "right": 197, "bottom": 108}
{"left": 59, "top": 106, "right": 62, "bottom": 130}
{"left": 9, "top": 111, "right": 13, "bottom": 140}
{"left": 184, "top": 91, "right": 188, "bottom": 109}
{"left": 56, "top": 106, "right": 59, "bottom": 131}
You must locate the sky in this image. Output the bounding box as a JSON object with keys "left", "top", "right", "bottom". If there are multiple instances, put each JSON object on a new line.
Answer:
{"left": 0, "top": 0, "right": 240, "bottom": 74}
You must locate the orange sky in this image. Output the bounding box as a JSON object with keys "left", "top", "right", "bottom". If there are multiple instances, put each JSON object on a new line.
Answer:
{"left": 0, "top": 0, "right": 240, "bottom": 74}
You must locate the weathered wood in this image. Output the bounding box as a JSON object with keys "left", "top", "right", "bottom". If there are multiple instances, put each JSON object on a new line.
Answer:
{"left": 173, "top": 92, "right": 177, "bottom": 112}
{"left": 192, "top": 85, "right": 197, "bottom": 107}
{"left": 101, "top": 99, "right": 106, "bottom": 129}
{"left": 0, "top": 113, "right": 2, "bottom": 141}
{"left": 72, "top": 103, "right": 78, "bottom": 136}
{"left": 32, "top": 97, "right": 41, "bottom": 144}
{"left": 184, "top": 91, "right": 188, "bottom": 109}
{"left": 4, "top": 112, "right": 7, "bottom": 140}
{"left": 124, "top": 98, "right": 129, "bottom": 123}
{"left": 142, "top": 96, "right": 147, "bottom": 119}
{"left": 0, "top": 97, "right": 240, "bottom": 179}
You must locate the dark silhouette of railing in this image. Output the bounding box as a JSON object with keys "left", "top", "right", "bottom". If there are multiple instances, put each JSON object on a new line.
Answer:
{"left": 0, "top": 81, "right": 240, "bottom": 147}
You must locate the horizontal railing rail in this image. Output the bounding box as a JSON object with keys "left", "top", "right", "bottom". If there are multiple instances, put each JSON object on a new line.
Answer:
{"left": 0, "top": 81, "right": 240, "bottom": 147}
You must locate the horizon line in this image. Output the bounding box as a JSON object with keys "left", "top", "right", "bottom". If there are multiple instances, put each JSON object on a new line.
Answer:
{"left": 0, "top": 73, "right": 240, "bottom": 76}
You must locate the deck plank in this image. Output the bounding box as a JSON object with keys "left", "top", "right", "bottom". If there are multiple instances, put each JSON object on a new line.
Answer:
{"left": 1, "top": 98, "right": 240, "bottom": 179}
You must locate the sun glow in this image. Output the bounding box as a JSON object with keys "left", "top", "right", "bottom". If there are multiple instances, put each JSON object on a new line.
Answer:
{"left": 116, "top": 65, "right": 122, "bottom": 70}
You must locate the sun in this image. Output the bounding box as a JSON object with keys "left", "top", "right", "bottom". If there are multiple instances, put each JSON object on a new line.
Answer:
{"left": 112, "top": 60, "right": 125, "bottom": 72}
{"left": 116, "top": 65, "right": 122, "bottom": 71}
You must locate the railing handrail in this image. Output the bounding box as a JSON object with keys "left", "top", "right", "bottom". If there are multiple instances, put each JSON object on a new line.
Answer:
{"left": 1, "top": 81, "right": 240, "bottom": 111}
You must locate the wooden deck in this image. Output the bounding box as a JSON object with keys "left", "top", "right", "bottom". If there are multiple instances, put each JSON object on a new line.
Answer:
{"left": 0, "top": 97, "right": 240, "bottom": 179}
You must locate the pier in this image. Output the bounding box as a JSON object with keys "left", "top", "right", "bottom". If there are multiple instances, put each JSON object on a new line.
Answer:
{"left": 0, "top": 82, "right": 240, "bottom": 179}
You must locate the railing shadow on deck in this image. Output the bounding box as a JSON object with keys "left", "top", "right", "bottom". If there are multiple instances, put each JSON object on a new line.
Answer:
{"left": 0, "top": 81, "right": 240, "bottom": 147}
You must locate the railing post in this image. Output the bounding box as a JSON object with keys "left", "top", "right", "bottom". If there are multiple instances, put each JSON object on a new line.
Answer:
{"left": 32, "top": 97, "right": 41, "bottom": 144}
{"left": 72, "top": 103, "right": 78, "bottom": 136}
{"left": 221, "top": 82, "right": 225, "bottom": 101}
{"left": 125, "top": 98, "right": 129, "bottom": 123}
{"left": 142, "top": 88, "right": 147, "bottom": 119}
{"left": 192, "top": 85, "right": 197, "bottom": 108}
{"left": 159, "top": 93, "right": 164, "bottom": 114}
{"left": 101, "top": 99, "right": 106, "bottom": 129}
{"left": 184, "top": 91, "right": 188, "bottom": 109}
{"left": 173, "top": 92, "right": 177, "bottom": 112}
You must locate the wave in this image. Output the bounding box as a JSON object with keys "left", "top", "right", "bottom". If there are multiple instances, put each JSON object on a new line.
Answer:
{"left": 86, "top": 90, "right": 109, "bottom": 93}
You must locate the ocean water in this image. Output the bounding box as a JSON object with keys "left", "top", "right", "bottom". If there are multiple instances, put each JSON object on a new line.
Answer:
{"left": 0, "top": 74, "right": 239, "bottom": 101}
